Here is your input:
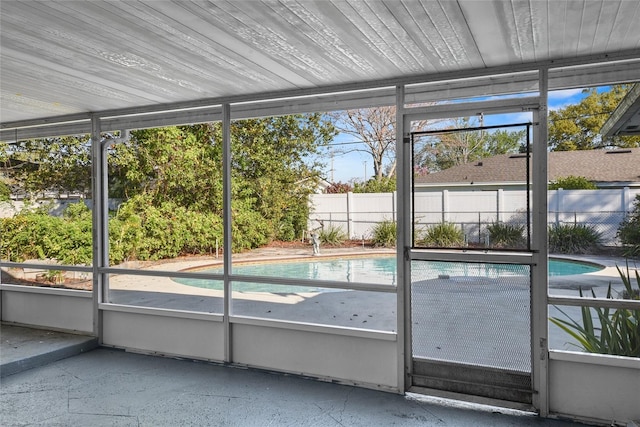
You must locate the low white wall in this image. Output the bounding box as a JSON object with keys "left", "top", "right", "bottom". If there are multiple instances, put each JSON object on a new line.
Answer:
{"left": 101, "top": 305, "right": 225, "bottom": 361}
{"left": 101, "top": 309, "right": 399, "bottom": 392}
{"left": 0, "top": 284, "right": 93, "bottom": 333}
{"left": 549, "top": 350, "right": 640, "bottom": 425}
{"left": 231, "top": 317, "right": 398, "bottom": 392}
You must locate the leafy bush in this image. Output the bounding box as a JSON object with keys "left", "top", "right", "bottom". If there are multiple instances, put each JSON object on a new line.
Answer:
{"left": 325, "top": 182, "right": 352, "bottom": 194}
{"left": 108, "top": 194, "right": 278, "bottom": 264}
{"left": 617, "top": 194, "right": 640, "bottom": 258}
{"left": 1, "top": 195, "right": 275, "bottom": 267}
{"left": 419, "top": 222, "right": 464, "bottom": 247}
{"left": 550, "top": 264, "right": 640, "bottom": 357}
{"left": 0, "top": 202, "right": 92, "bottom": 265}
{"left": 371, "top": 220, "right": 396, "bottom": 247}
{"left": 353, "top": 177, "right": 396, "bottom": 193}
{"left": 319, "top": 225, "right": 348, "bottom": 246}
{"left": 548, "top": 175, "right": 597, "bottom": 190}
{"left": 487, "top": 222, "right": 526, "bottom": 248}
{"left": 548, "top": 224, "right": 602, "bottom": 254}
{"left": 0, "top": 179, "right": 10, "bottom": 201}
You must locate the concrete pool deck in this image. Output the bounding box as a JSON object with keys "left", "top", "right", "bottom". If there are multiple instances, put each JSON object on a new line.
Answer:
{"left": 102, "top": 250, "right": 637, "bottom": 363}
{"left": 106, "top": 249, "right": 635, "bottom": 301}
{"left": 3, "top": 249, "right": 636, "bottom": 364}
{"left": 107, "top": 248, "right": 634, "bottom": 290}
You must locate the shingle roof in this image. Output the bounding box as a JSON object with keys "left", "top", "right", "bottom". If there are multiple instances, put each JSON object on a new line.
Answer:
{"left": 414, "top": 148, "right": 640, "bottom": 185}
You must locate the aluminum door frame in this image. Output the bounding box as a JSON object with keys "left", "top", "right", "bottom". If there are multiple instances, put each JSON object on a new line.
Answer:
{"left": 396, "top": 78, "right": 549, "bottom": 412}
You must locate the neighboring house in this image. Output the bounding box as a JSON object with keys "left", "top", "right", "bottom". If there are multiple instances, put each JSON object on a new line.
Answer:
{"left": 414, "top": 148, "right": 640, "bottom": 191}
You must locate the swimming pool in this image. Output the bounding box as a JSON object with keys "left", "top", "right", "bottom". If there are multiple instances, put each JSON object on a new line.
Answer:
{"left": 175, "top": 256, "right": 603, "bottom": 293}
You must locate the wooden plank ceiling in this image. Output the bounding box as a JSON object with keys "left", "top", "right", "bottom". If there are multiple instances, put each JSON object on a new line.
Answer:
{"left": 1, "top": 0, "right": 639, "bottom": 125}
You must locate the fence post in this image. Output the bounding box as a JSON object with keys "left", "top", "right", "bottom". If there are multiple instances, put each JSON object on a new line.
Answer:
{"left": 347, "top": 191, "right": 354, "bottom": 239}
{"left": 392, "top": 190, "right": 397, "bottom": 222}
{"left": 555, "top": 188, "right": 563, "bottom": 226}
{"left": 622, "top": 186, "right": 630, "bottom": 218}
{"left": 442, "top": 189, "right": 449, "bottom": 223}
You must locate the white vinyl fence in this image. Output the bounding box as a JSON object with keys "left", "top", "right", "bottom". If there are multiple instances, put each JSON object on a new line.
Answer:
{"left": 310, "top": 187, "right": 639, "bottom": 246}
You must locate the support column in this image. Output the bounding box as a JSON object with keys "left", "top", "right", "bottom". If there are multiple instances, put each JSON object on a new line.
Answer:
{"left": 396, "top": 85, "right": 410, "bottom": 393}
{"left": 90, "top": 115, "right": 105, "bottom": 342}
{"left": 531, "top": 68, "right": 550, "bottom": 416}
{"left": 222, "top": 103, "right": 232, "bottom": 363}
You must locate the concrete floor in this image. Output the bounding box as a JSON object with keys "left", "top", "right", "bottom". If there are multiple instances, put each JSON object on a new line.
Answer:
{"left": 0, "top": 324, "right": 592, "bottom": 427}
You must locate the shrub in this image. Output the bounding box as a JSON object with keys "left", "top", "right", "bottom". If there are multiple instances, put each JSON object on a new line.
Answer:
{"left": 617, "top": 195, "right": 640, "bottom": 259}
{"left": 550, "top": 264, "right": 640, "bottom": 357}
{"left": 325, "top": 182, "right": 352, "bottom": 194}
{"left": 0, "top": 179, "right": 10, "bottom": 201}
{"left": 548, "top": 175, "right": 597, "bottom": 190}
{"left": 419, "top": 222, "right": 464, "bottom": 247}
{"left": 371, "top": 220, "right": 396, "bottom": 247}
{"left": 353, "top": 177, "right": 396, "bottom": 193}
{"left": 109, "top": 194, "right": 275, "bottom": 264}
{"left": 0, "top": 202, "right": 92, "bottom": 265}
{"left": 548, "top": 224, "right": 602, "bottom": 254}
{"left": 319, "top": 225, "right": 348, "bottom": 246}
{"left": 487, "top": 222, "right": 526, "bottom": 248}
{"left": 1, "top": 194, "right": 275, "bottom": 267}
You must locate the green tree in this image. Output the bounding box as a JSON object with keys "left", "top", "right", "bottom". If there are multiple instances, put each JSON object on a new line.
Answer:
{"left": 108, "top": 126, "right": 224, "bottom": 212}
{"left": 3, "top": 114, "right": 336, "bottom": 263}
{"left": 229, "top": 114, "right": 336, "bottom": 240}
{"left": 548, "top": 176, "right": 597, "bottom": 190}
{"left": 0, "top": 180, "right": 10, "bottom": 201}
{"left": 0, "top": 141, "right": 9, "bottom": 201}
{"left": 353, "top": 176, "right": 396, "bottom": 193}
{"left": 617, "top": 195, "right": 640, "bottom": 258}
{"left": 415, "top": 118, "right": 525, "bottom": 172}
{"left": 548, "top": 85, "right": 640, "bottom": 151}
{"left": 2, "top": 136, "right": 92, "bottom": 198}
{"left": 109, "top": 114, "right": 335, "bottom": 242}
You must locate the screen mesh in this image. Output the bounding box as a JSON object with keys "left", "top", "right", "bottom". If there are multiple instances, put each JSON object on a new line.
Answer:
{"left": 411, "top": 260, "right": 531, "bottom": 373}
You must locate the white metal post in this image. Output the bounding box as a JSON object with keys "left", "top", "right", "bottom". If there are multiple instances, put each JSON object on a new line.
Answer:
{"left": 222, "top": 103, "right": 232, "bottom": 363}
{"left": 90, "top": 115, "right": 104, "bottom": 342}
{"left": 100, "top": 132, "right": 110, "bottom": 303}
{"left": 396, "top": 85, "right": 410, "bottom": 392}
{"left": 531, "top": 68, "right": 550, "bottom": 415}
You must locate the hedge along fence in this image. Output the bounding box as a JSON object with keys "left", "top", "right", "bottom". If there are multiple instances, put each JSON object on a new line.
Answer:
{"left": 309, "top": 187, "right": 640, "bottom": 245}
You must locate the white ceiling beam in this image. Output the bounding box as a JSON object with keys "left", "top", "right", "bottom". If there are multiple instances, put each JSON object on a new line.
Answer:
{"left": 2, "top": 54, "right": 639, "bottom": 141}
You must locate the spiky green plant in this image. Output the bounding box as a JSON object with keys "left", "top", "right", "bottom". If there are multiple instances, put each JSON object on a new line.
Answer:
{"left": 371, "top": 220, "right": 396, "bottom": 247}
{"left": 319, "top": 225, "right": 347, "bottom": 246}
{"left": 550, "top": 264, "right": 640, "bottom": 357}
{"left": 420, "top": 222, "right": 464, "bottom": 247}
{"left": 487, "top": 222, "right": 526, "bottom": 248}
{"left": 548, "top": 224, "right": 602, "bottom": 254}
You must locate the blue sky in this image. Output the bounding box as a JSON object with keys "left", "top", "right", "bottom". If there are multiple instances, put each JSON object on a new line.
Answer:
{"left": 323, "top": 88, "right": 593, "bottom": 183}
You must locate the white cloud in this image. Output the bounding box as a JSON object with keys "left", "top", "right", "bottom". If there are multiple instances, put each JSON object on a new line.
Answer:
{"left": 548, "top": 88, "right": 584, "bottom": 100}
{"left": 548, "top": 88, "right": 587, "bottom": 111}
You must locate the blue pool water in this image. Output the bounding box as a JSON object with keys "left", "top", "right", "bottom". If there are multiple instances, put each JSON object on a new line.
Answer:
{"left": 175, "top": 257, "right": 603, "bottom": 293}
